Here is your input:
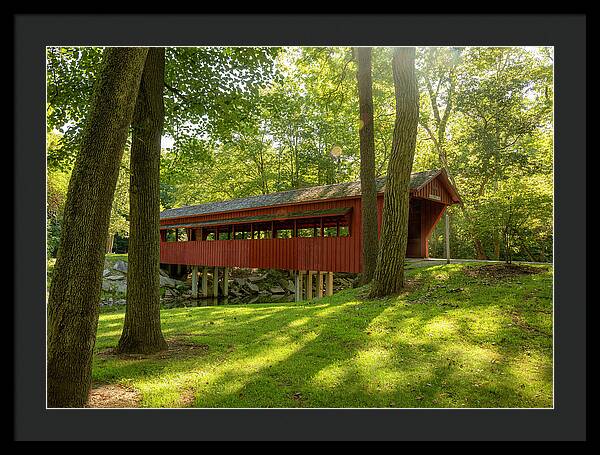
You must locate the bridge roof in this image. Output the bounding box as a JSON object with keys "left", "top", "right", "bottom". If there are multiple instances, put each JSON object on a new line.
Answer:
{"left": 160, "top": 169, "right": 449, "bottom": 220}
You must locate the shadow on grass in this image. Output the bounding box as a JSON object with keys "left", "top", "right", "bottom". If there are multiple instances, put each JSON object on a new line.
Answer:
{"left": 92, "top": 263, "right": 553, "bottom": 408}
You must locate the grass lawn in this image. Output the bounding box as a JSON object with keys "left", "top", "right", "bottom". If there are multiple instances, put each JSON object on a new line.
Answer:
{"left": 92, "top": 262, "right": 553, "bottom": 408}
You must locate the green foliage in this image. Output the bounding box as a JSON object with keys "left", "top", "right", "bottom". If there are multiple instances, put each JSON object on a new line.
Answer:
{"left": 47, "top": 46, "right": 280, "bottom": 170}
{"left": 108, "top": 150, "right": 130, "bottom": 240}
{"left": 46, "top": 131, "right": 71, "bottom": 257}
{"left": 47, "top": 46, "right": 554, "bottom": 262}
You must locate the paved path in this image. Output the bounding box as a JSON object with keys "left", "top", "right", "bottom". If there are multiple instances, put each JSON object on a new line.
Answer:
{"left": 405, "top": 257, "right": 552, "bottom": 269}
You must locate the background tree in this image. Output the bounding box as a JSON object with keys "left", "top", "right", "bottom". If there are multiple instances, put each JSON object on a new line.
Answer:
{"left": 356, "top": 47, "right": 378, "bottom": 284}
{"left": 106, "top": 151, "right": 130, "bottom": 253}
{"left": 116, "top": 48, "right": 168, "bottom": 354}
{"left": 370, "top": 47, "right": 419, "bottom": 297}
{"left": 47, "top": 47, "right": 148, "bottom": 407}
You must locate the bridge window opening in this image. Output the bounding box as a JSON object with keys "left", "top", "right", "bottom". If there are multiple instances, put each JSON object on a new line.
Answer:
{"left": 297, "top": 228, "right": 315, "bottom": 237}
{"left": 165, "top": 229, "right": 177, "bottom": 242}
{"left": 277, "top": 229, "right": 293, "bottom": 239}
{"left": 176, "top": 228, "right": 188, "bottom": 242}
{"left": 160, "top": 211, "right": 352, "bottom": 243}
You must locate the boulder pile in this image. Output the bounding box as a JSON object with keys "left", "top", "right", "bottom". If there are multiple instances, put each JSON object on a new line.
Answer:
{"left": 100, "top": 258, "right": 359, "bottom": 306}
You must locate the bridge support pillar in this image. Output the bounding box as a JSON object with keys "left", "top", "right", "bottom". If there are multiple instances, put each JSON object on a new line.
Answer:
{"left": 306, "top": 271, "right": 314, "bottom": 300}
{"left": 223, "top": 267, "right": 230, "bottom": 297}
{"left": 317, "top": 272, "right": 324, "bottom": 298}
{"left": 213, "top": 267, "right": 219, "bottom": 298}
{"left": 295, "top": 271, "right": 305, "bottom": 302}
{"left": 202, "top": 267, "right": 208, "bottom": 297}
{"left": 191, "top": 265, "right": 198, "bottom": 297}
{"left": 326, "top": 272, "right": 334, "bottom": 296}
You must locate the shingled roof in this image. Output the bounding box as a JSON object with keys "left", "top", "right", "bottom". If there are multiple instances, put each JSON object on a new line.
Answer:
{"left": 160, "top": 169, "right": 443, "bottom": 220}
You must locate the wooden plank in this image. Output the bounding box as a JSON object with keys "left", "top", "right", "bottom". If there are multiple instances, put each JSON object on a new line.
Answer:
{"left": 307, "top": 271, "right": 314, "bottom": 300}
{"left": 326, "top": 272, "right": 334, "bottom": 296}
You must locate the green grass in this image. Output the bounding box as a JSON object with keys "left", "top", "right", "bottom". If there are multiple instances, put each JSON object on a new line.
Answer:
{"left": 93, "top": 262, "right": 553, "bottom": 408}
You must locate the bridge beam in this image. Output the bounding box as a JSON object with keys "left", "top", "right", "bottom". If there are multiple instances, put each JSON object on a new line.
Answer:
{"left": 202, "top": 267, "right": 208, "bottom": 297}
{"left": 213, "top": 267, "right": 219, "bottom": 297}
{"left": 306, "top": 271, "right": 314, "bottom": 300}
{"left": 326, "top": 272, "right": 334, "bottom": 296}
{"left": 295, "top": 271, "right": 305, "bottom": 302}
{"left": 191, "top": 265, "right": 198, "bottom": 297}
{"left": 223, "top": 267, "right": 230, "bottom": 297}
{"left": 317, "top": 272, "right": 324, "bottom": 298}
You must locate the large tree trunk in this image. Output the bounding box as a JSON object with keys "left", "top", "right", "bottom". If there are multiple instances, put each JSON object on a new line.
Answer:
{"left": 47, "top": 48, "right": 149, "bottom": 407}
{"left": 116, "top": 48, "right": 168, "bottom": 354}
{"left": 356, "top": 47, "right": 378, "bottom": 284}
{"left": 369, "top": 47, "right": 419, "bottom": 297}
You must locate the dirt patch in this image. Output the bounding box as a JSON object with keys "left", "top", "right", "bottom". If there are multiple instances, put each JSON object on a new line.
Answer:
{"left": 86, "top": 383, "right": 141, "bottom": 408}
{"left": 179, "top": 389, "right": 197, "bottom": 407}
{"left": 510, "top": 311, "right": 552, "bottom": 337}
{"left": 463, "top": 264, "right": 546, "bottom": 279}
{"left": 97, "top": 338, "right": 209, "bottom": 361}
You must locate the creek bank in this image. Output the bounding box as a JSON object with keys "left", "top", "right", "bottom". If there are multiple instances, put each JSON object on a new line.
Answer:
{"left": 100, "top": 259, "right": 359, "bottom": 307}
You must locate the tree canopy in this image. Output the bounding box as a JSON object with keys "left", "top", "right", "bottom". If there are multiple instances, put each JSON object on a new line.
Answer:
{"left": 47, "top": 46, "right": 554, "bottom": 262}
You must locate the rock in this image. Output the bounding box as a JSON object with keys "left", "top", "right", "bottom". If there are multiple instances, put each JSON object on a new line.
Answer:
{"left": 102, "top": 269, "right": 111, "bottom": 277}
{"left": 285, "top": 280, "right": 296, "bottom": 293}
{"left": 270, "top": 286, "right": 285, "bottom": 294}
{"left": 114, "top": 281, "right": 127, "bottom": 294}
{"left": 164, "top": 288, "right": 177, "bottom": 298}
{"left": 113, "top": 260, "right": 128, "bottom": 273}
{"left": 102, "top": 280, "right": 127, "bottom": 294}
{"left": 247, "top": 274, "right": 266, "bottom": 283}
{"left": 160, "top": 275, "right": 181, "bottom": 288}
{"left": 246, "top": 282, "right": 260, "bottom": 293}
{"left": 105, "top": 274, "right": 125, "bottom": 281}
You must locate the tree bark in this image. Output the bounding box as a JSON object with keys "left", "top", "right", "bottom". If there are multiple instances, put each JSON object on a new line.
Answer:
{"left": 116, "top": 48, "right": 168, "bottom": 354}
{"left": 369, "top": 47, "right": 419, "bottom": 297}
{"left": 356, "top": 47, "right": 378, "bottom": 284}
{"left": 47, "top": 47, "right": 149, "bottom": 407}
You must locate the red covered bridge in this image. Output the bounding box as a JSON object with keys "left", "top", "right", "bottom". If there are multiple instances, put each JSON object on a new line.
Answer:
{"left": 159, "top": 169, "right": 460, "bottom": 298}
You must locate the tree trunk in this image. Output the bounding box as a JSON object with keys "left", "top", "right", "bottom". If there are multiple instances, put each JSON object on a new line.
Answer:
{"left": 116, "top": 48, "right": 168, "bottom": 354}
{"left": 106, "top": 232, "right": 114, "bottom": 254}
{"left": 356, "top": 47, "right": 378, "bottom": 284}
{"left": 369, "top": 47, "right": 419, "bottom": 297}
{"left": 47, "top": 48, "right": 149, "bottom": 407}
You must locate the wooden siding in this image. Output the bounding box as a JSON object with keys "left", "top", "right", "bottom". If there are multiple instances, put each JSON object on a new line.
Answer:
{"left": 161, "top": 198, "right": 363, "bottom": 273}
{"left": 160, "top": 174, "right": 456, "bottom": 272}
{"left": 412, "top": 178, "right": 455, "bottom": 205}
{"left": 160, "top": 236, "right": 362, "bottom": 273}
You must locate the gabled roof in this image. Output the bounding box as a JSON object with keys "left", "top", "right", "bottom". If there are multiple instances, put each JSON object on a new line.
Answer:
{"left": 160, "top": 169, "right": 458, "bottom": 220}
